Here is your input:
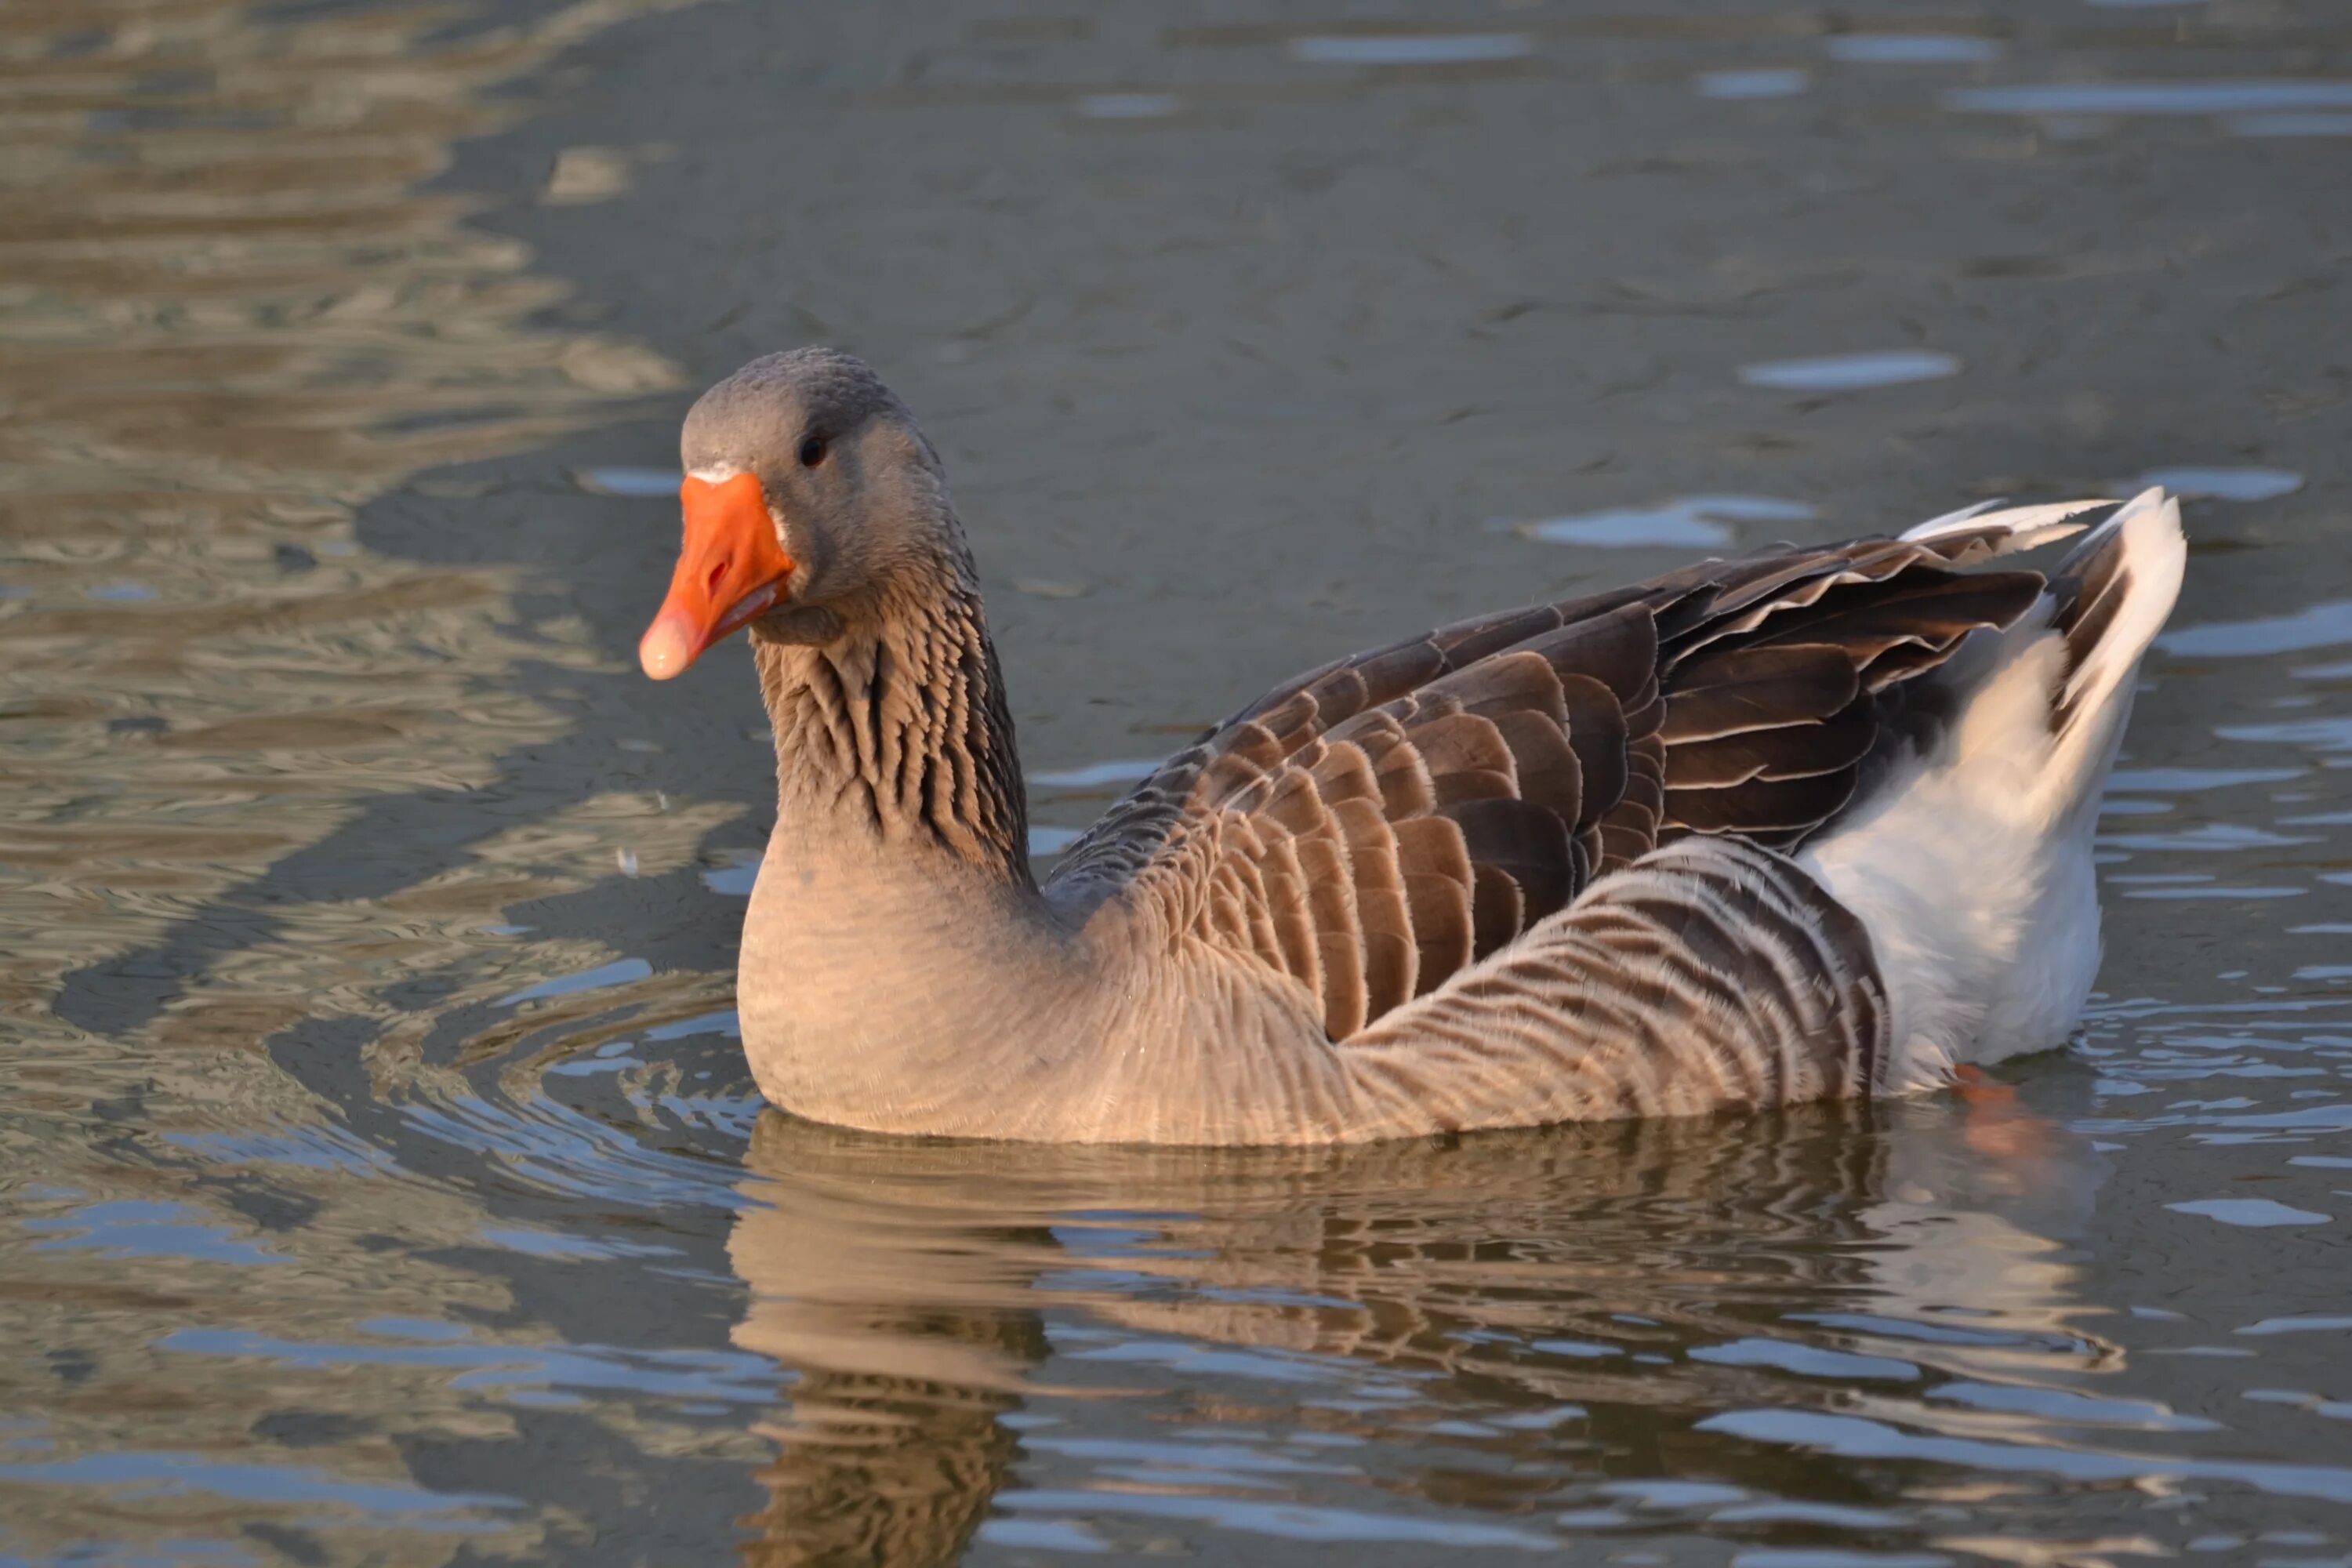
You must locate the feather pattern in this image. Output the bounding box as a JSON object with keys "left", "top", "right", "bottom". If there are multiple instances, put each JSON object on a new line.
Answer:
{"left": 1047, "top": 514, "right": 2096, "bottom": 1040}
{"left": 1341, "top": 837, "right": 1889, "bottom": 1134}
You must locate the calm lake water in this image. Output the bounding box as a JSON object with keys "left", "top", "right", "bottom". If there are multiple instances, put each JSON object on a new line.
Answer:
{"left": 5, "top": 1, "right": 2351, "bottom": 1563}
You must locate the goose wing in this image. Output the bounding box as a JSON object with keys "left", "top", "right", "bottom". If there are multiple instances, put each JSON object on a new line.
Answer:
{"left": 1044, "top": 504, "right": 2103, "bottom": 1042}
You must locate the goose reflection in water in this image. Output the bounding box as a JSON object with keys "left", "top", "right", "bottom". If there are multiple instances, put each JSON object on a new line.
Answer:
{"left": 721, "top": 1095, "right": 2113, "bottom": 1563}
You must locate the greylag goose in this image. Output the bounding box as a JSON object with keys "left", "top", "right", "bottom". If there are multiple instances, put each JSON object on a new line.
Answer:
{"left": 637, "top": 349, "right": 2185, "bottom": 1145}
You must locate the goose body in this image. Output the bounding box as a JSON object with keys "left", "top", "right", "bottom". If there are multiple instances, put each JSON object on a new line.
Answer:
{"left": 641, "top": 350, "right": 2185, "bottom": 1145}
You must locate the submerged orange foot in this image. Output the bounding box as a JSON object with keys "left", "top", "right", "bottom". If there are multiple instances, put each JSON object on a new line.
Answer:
{"left": 1951, "top": 1065, "right": 2055, "bottom": 1162}
{"left": 1951, "top": 1063, "right": 2018, "bottom": 1106}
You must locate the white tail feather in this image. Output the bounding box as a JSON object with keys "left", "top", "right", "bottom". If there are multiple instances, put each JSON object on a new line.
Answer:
{"left": 1806, "top": 488, "right": 2186, "bottom": 1087}
{"left": 1902, "top": 496, "right": 2118, "bottom": 556}
{"left": 2041, "top": 488, "right": 2187, "bottom": 822}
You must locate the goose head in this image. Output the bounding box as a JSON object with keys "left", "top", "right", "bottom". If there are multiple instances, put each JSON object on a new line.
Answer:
{"left": 639, "top": 348, "right": 953, "bottom": 679}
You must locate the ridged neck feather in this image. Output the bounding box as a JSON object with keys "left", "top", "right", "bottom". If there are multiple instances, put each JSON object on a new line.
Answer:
{"left": 750, "top": 549, "right": 1033, "bottom": 889}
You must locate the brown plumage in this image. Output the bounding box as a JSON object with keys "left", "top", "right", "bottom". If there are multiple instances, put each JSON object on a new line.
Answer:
{"left": 1048, "top": 524, "right": 2048, "bottom": 1042}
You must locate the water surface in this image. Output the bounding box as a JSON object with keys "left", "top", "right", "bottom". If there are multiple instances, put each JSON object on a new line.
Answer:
{"left": 5, "top": 0, "right": 2352, "bottom": 1563}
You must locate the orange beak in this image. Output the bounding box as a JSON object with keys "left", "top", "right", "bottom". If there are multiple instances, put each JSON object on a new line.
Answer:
{"left": 638, "top": 473, "right": 797, "bottom": 680}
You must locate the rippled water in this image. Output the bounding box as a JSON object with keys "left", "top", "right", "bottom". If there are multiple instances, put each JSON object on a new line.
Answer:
{"left": 5, "top": 0, "right": 2352, "bottom": 1563}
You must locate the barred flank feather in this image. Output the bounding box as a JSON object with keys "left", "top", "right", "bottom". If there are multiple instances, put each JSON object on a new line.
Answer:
{"left": 1343, "top": 838, "right": 1889, "bottom": 1133}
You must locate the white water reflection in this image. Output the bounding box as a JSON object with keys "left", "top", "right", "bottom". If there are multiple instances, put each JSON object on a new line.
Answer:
{"left": 2239, "top": 1316, "right": 2352, "bottom": 1336}
{"left": 2220, "top": 717, "right": 2352, "bottom": 751}
{"left": 572, "top": 466, "right": 682, "bottom": 497}
{"left": 1700, "top": 1408, "right": 2352, "bottom": 1505}
{"left": 701, "top": 848, "right": 760, "bottom": 895}
{"left": 24, "top": 1200, "right": 287, "bottom": 1267}
{"left": 2107, "top": 768, "right": 2303, "bottom": 791}
{"left": 1696, "top": 68, "right": 1810, "bottom": 101}
{"left": 1076, "top": 93, "right": 1181, "bottom": 120}
{"left": 2168, "top": 1197, "right": 2331, "bottom": 1227}
{"left": 495, "top": 956, "right": 655, "bottom": 1006}
{"left": 2163, "top": 600, "right": 2352, "bottom": 659}
{"left": 1029, "top": 758, "right": 1165, "bottom": 789}
{"left": 2123, "top": 884, "right": 2304, "bottom": 899}
{"left": 1288, "top": 34, "right": 1533, "bottom": 67}
{"left": 162, "top": 1324, "right": 782, "bottom": 1406}
{"left": 2139, "top": 466, "right": 2303, "bottom": 502}
{"left": 1825, "top": 35, "right": 2002, "bottom": 66}
{"left": 1952, "top": 82, "right": 2352, "bottom": 118}
{"left": 1737, "top": 351, "right": 1959, "bottom": 391}
{"left": 1515, "top": 495, "right": 1816, "bottom": 549}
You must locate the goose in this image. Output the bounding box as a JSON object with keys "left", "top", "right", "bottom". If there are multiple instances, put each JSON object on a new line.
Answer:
{"left": 637, "top": 348, "right": 2184, "bottom": 1145}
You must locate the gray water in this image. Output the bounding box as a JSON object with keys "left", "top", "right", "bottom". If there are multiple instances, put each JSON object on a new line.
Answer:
{"left": 4, "top": 1, "right": 2351, "bottom": 1563}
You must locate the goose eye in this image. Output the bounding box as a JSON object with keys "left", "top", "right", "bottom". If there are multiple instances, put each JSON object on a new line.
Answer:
{"left": 797, "top": 434, "right": 827, "bottom": 468}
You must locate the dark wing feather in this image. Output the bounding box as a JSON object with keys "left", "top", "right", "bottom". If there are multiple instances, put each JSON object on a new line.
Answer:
{"left": 1047, "top": 517, "right": 2084, "bottom": 1040}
